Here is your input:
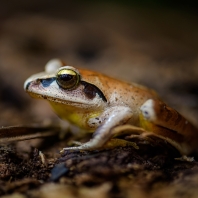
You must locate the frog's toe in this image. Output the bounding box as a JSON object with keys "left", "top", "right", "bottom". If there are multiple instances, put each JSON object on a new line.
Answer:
{"left": 60, "top": 146, "right": 83, "bottom": 153}
{"left": 60, "top": 143, "right": 93, "bottom": 152}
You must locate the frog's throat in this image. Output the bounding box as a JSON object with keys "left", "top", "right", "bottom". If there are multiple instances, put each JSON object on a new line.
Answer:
{"left": 49, "top": 101, "right": 101, "bottom": 131}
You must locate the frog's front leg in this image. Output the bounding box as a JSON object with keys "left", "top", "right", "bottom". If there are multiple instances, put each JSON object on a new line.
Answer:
{"left": 62, "top": 106, "right": 133, "bottom": 151}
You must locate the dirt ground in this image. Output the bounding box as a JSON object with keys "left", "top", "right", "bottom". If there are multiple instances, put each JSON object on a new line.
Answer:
{"left": 0, "top": 1, "right": 198, "bottom": 197}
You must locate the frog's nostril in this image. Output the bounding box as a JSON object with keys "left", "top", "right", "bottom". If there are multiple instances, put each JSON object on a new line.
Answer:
{"left": 24, "top": 82, "right": 31, "bottom": 90}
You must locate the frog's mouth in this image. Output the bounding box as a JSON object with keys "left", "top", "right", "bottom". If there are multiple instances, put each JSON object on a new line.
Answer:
{"left": 25, "top": 80, "right": 107, "bottom": 110}
{"left": 27, "top": 91, "right": 89, "bottom": 106}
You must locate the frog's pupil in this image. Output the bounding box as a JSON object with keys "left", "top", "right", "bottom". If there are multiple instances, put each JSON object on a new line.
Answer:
{"left": 60, "top": 74, "right": 74, "bottom": 82}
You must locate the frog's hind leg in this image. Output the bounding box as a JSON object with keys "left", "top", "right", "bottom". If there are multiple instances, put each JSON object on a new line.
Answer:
{"left": 112, "top": 125, "right": 168, "bottom": 147}
{"left": 140, "top": 99, "right": 198, "bottom": 155}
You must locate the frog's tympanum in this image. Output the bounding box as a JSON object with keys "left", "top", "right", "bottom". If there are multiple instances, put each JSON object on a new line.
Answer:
{"left": 24, "top": 59, "right": 198, "bottom": 155}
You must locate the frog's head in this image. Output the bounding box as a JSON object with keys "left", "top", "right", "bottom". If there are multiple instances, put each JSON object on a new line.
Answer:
{"left": 24, "top": 59, "right": 107, "bottom": 112}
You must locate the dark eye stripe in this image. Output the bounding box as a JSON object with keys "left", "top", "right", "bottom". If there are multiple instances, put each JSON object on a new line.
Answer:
{"left": 39, "top": 78, "right": 107, "bottom": 102}
{"left": 81, "top": 81, "right": 107, "bottom": 102}
{"left": 40, "top": 77, "right": 56, "bottom": 87}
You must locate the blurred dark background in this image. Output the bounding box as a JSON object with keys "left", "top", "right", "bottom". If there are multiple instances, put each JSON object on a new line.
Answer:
{"left": 0, "top": 0, "right": 198, "bottom": 126}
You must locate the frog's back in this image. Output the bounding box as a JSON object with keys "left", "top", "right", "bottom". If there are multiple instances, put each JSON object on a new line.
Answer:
{"left": 78, "top": 68, "right": 160, "bottom": 109}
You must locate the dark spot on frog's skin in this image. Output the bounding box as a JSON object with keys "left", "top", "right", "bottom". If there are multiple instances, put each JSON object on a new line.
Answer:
{"left": 40, "top": 78, "right": 56, "bottom": 87}
{"left": 42, "top": 95, "right": 47, "bottom": 99}
{"left": 81, "top": 81, "right": 107, "bottom": 102}
{"left": 95, "top": 117, "right": 99, "bottom": 120}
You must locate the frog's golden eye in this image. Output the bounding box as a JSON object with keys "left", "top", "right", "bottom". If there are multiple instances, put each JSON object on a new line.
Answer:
{"left": 56, "top": 69, "right": 80, "bottom": 89}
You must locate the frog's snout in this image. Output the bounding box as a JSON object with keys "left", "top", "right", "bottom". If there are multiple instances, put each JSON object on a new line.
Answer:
{"left": 24, "top": 81, "right": 31, "bottom": 90}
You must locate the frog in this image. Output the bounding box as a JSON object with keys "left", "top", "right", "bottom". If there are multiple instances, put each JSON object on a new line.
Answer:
{"left": 24, "top": 59, "right": 198, "bottom": 155}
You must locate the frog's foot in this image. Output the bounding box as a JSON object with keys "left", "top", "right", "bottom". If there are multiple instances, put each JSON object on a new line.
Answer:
{"left": 60, "top": 136, "right": 104, "bottom": 152}
{"left": 60, "top": 138, "right": 139, "bottom": 153}
{"left": 60, "top": 141, "right": 83, "bottom": 152}
{"left": 60, "top": 146, "right": 85, "bottom": 152}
